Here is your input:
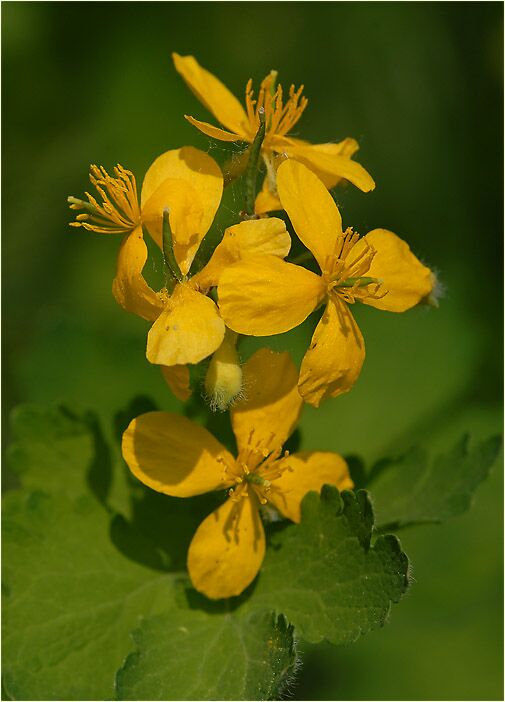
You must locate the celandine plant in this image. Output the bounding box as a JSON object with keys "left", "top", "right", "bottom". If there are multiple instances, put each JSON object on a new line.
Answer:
{"left": 2, "top": 53, "right": 501, "bottom": 701}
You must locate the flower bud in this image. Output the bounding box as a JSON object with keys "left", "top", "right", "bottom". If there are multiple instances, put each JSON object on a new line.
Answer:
{"left": 204, "top": 330, "right": 242, "bottom": 412}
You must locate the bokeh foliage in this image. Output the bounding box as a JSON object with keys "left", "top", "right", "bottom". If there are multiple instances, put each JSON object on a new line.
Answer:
{"left": 2, "top": 2, "right": 503, "bottom": 699}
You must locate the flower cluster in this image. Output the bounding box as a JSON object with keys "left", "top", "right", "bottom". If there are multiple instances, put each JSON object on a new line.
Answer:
{"left": 69, "top": 54, "right": 436, "bottom": 599}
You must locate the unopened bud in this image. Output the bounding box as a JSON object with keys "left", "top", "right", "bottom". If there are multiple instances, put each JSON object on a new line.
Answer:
{"left": 204, "top": 330, "right": 242, "bottom": 412}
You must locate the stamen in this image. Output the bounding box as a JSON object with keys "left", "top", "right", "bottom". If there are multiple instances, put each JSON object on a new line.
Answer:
{"left": 245, "top": 78, "right": 256, "bottom": 125}
{"left": 325, "top": 227, "right": 390, "bottom": 305}
{"left": 268, "top": 70, "right": 278, "bottom": 97}
{"left": 228, "top": 482, "right": 247, "bottom": 503}
{"left": 68, "top": 164, "right": 140, "bottom": 235}
{"left": 244, "top": 75, "right": 307, "bottom": 142}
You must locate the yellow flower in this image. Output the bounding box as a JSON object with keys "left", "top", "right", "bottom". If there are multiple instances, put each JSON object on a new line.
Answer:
{"left": 122, "top": 348, "right": 353, "bottom": 599}
{"left": 218, "top": 160, "right": 435, "bottom": 407}
{"left": 69, "top": 147, "right": 291, "bottom": 400}
{"left": 68, "top": 162, "right": 165, "bottom": 322}
{"left": 173, "top": 53, "right": 375, "bottom": 214}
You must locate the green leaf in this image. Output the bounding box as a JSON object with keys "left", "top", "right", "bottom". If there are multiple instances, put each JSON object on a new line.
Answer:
{"left": 2, "top": 405, "right": 297, "bottom": 701}
{"left": 2, "top": 490, "right": 174, "bottom": 701}
{"left": 6, "top": 403, "right": 126, "bottom": 511}
{"left": 7, "top": 404, "right": 98, "bottom": 495}
{"left": 6, "top": 399, "right": 165, "bottom": 518}
{"left": 243, "top": 487, "right": 410, "bottom": 644}
{"left": 116, "top": 611, "right": 296, "bottom": 701}
{"left": 3, "top": 403, "right": 412, "bottom": 699}
{"left": 2, "top": 489, "right": 297, "bottom": 701}
{"left": 369, "top": 434, "right": 502, "bottom": 530}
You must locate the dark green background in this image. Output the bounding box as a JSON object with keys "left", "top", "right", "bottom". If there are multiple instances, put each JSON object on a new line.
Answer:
{"left": 2, "top": 2, "right": 503, "bottom": 699}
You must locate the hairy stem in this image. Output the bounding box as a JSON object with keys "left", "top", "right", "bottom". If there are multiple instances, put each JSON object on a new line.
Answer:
{"left": 243, "top": 107, "right": 266, "bottom": 217}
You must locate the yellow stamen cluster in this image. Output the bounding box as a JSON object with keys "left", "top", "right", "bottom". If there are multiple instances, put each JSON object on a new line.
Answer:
{"left": 68, "top": 164, "right": 140, "bottom": 235}
{"left": 244, "top": 72, "right": 308, "bottom": 144}
{"left": 227, "top": 431, "right": 293, "bottom": 506}
{"left": 325, "top": 228, "right": 387, "bottom": 305}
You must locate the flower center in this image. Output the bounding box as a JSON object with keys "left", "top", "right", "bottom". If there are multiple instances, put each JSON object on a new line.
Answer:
{"left": 244, "top": 72, "right": 308, "bottom": 144}
{"left": 324, "top": 227, "right": 387, "bottom": 305}
{"left": 227, "top": 433, "right": 293, "bottom": 506}
{"left": 68, "top": 164, "right": 141, "bottom": 234}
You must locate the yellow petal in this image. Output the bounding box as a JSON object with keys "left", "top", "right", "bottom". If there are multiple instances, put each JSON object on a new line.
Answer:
{"left": 194, "top": 217, "right": 290, "bottom": 290}
{"left": 254, "top": 177, "right": 282, "bottom": 214}
{"left": 287, "top": 136, "right": 359, "bottom": 159}
{"left": 268, "top": 134, "right": 308, "bottom": 151}
{"left": 255, "top": 139, "right": 360, "bottom": 213}
{"left": 313, "top": 137, "right": 359, "bottom": 158}
{"left": 141, "top": 147, "right": 222, "bottom": 212}
{"left": 187, "top": 495, "right": 265, "bottom": 599}
{"left": 147, "top": 283, "right": 225, "bottom": 366}
{"left": 141, "top": 146, "right": 223, "bottom": 266}
{"left": 173, "top": 53, "right": 248, "bottom": 136}
{"left": 218, "top": 255, "right": 325, "bottom": 336}
{"left": 122, "top": 411, "right": 234, "bottom": 497}
{"left": 299, "top": 297, "right": 365, "bottom": 407}
{"left": 185, "top": 115, "right": 242, "bottom": 142}
{"left": 112, "top": 226, "right": 164, "bottom": 322}
{"left": 357, "top": 229, "right": 434, "bottom": 312}
{"left": 142, "top": 178, "right": 202, "bottom": 248}
{"left": 285, "top": 142, "right": 375, "bottom": 193}
{"left": 160, "top": 364, "right": 192, "bottom": 401}
{"left": 300, "top": 138, "right": 360, "bottom": 189}
{"left": 276, "top": 159, "right": 343, "bottom": 274}
{"left": 270, "top": 135, "right": 357, "bottom": 157}
{"left": 143, "top": 177, "right": 206, "bottom": 276}
{"left": 268, "top": 451, "right": 353, "bottom": 523}
{"left": 231, "top": 348, "right": 302, "bottom": 454}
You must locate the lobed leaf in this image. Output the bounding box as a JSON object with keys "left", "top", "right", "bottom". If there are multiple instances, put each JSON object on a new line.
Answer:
{"left": 245, "top": 487, "right": 410, "bottom": 644}
{"left": 6, "top": 404, "right": 97, "bottom": 497}
{"left": 116, "top": 611, "right": 296, "bottom": 701}
{"left": 6, "top": 402, "right": 132, "bottom": 513}
{"left": 369, "top": 434, "right": 502, "bottom": 530}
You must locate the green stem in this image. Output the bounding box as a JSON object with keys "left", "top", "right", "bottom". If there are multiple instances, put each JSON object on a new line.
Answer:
{"left": 243, "top": 107, "right": 266, "bottom": 217}
{"left": 162, "top": 209, "right": 183, "bottom": 283}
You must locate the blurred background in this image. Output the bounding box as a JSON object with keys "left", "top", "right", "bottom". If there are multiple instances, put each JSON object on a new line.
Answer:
{"left": 2, "top": 2, "right": 503, "bottom": 699}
